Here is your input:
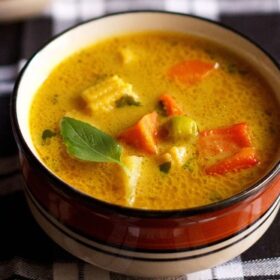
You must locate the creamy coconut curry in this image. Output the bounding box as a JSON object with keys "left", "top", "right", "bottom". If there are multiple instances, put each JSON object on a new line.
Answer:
{"left": 29, "top": 32, "right": 280, "bottom": 210}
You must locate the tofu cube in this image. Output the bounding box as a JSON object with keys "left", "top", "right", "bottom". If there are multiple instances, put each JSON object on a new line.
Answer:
{"left": 118, "top": 155, "right": 143, "bottom": 206}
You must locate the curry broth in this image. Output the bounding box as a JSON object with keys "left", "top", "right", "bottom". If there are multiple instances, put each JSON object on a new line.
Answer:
{"left": 29, "top": 32, "right": 280, "bottom": 209}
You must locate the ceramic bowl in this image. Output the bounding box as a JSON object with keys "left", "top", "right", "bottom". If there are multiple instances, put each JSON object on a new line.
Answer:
{"left": 11, "top": 11, "right": 280, "bottom": 277}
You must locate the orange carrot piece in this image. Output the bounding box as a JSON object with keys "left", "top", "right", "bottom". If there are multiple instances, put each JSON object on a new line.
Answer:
{"left": 159, "top": 94, "right": 184, "bottom": 116}
{"left": 168, "top": 60, "right": 217, "bottom": 85}
{"left": 198, "top": 123, "right": 252, "bottom": 156}
{"left": 206, "top": 147, "right": 259, "bottom": 175}
{"left": 118, "top": 111, "right": 158, "bottom": 155}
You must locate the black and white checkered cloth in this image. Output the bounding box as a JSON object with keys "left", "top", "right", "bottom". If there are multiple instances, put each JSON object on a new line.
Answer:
{"left": 1, "top": 0, "right": 280, "bottom": 279}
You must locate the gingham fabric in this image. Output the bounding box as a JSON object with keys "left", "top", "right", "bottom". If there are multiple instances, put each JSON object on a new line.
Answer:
{"left": 1, "top": 0, "right": 280, "bottom": 279}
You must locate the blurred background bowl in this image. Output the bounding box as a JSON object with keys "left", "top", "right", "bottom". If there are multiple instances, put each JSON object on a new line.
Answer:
{"left": 0, "top": 0, "right": 50, "bottom": 22}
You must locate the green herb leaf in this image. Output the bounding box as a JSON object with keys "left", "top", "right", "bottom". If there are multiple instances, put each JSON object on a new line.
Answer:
{"left": 183, "top": 158, "right": 194, "bottom": 172}
{"left": 159, "top": 161, "right": 171, "bottom": 174}
{"left": 42, "top": 129, "right": 56, "bottom": 144}
{"left": 115, "top": 95, "right": 141, "bottom": 108}
{"left": 60, "top": 117, "right": 123, "bottom": 165}
{"left": 156, "top": 101, "right": 167, "bottom": 116}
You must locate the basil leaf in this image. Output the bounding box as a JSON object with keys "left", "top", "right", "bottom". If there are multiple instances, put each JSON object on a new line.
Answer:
{"left": 159, "top": 162, "right": 171, "bottom": 174}
{"left": 60, "top": 117, "right": 122, "bottom": 165}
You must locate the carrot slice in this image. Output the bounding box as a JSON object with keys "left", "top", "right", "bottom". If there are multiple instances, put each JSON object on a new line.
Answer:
{"left": 198, "top": 123, "right": 252, "bottom": 156}
{"left": 168, "top": 60, "right": 217, "bottom": 85}
{"left": 118, "top": 112, "right": 158, "bottom": 155}
{"left": 159, "top": 94, "right": 184, "bottom": 116}
{"left": 206, "top": 147, "right": 259, "bottom": 175}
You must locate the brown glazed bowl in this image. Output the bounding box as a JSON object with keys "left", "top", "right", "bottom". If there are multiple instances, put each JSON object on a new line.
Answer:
{"left": 11, "top": 11, "right": 280, "bottom": 277}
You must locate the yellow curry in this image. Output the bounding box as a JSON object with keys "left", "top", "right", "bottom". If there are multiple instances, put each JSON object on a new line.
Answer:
{"left": 29, "top": 32, "right": 280, "bottom": 210}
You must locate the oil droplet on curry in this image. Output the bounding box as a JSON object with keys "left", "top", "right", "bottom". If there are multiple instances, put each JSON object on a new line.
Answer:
{"left": 29, "top": 32, "right": 280, "bottom": 210}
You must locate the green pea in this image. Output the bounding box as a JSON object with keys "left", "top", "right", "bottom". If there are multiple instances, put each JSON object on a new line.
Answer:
{"left": 167, "top": 116, "right": 198, "bottom": 141}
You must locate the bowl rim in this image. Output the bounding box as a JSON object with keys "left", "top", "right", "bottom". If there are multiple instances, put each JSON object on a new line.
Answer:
{"left": 11, "top": 10, "right": 280, "bottom": 218}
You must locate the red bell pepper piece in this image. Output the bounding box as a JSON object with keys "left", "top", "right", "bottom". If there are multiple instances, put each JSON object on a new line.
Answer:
{"left": 206, "top": 147, "right": 259, "bottom": 175}
{"left": 198, "top": 122, "right": 252, "bottom": 156}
